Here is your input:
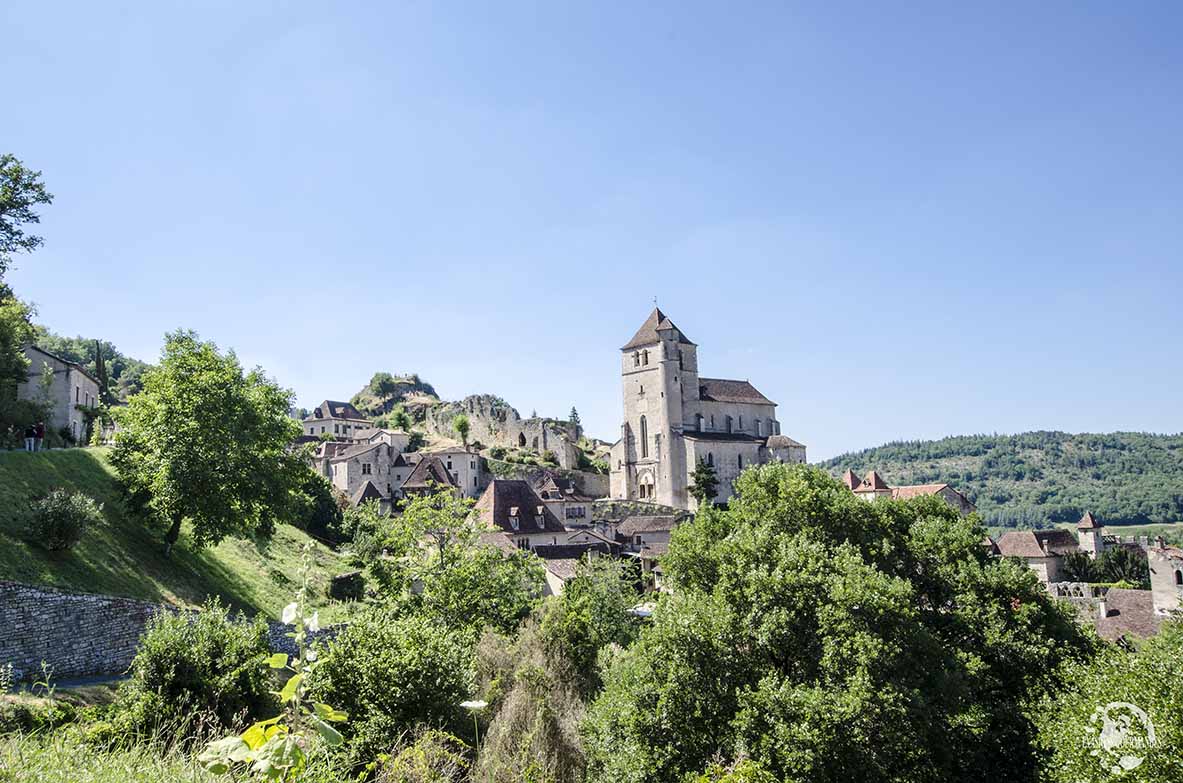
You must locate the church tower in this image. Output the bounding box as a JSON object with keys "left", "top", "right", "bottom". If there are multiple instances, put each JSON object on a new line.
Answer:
{"left": 610, "top": 308, "right": 692, "bottom": 507}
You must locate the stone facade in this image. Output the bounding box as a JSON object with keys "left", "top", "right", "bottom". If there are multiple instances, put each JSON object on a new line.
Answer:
{"left": 302, "top": 399, "right": 371, "bottom": 441}
{"left": 15, "top": 345, "right": 101, "bottom": 443}
{"left": 609, "top": 309, "right": 807, "bottom": 510}
{"left": 1147, "top": 544, "right": 1183, "bottom": 616}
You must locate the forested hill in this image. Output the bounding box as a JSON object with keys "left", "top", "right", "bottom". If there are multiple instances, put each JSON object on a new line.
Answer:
{"left": 821, "top": 431, "right": 1183, "bottom": 529}
{"left": 33, "top": 325, "right": 152, "bottom": 401}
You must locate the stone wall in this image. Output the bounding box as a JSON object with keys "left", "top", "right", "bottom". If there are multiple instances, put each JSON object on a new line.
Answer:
{"left": 0, "top": 580, "right": 181, "bottom": 681}
{"left": 425, "top": 395, "right": 583, "bottom": 469}
{"left": 0, "top": 580, "right": 345, "bottom": 681}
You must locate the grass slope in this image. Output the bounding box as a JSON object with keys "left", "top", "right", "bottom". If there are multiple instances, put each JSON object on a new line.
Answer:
{"left": 0, "top": 448, "right": 353, "bottom": 621}
{"left": 822, "top": 431, "right": 1183, "bottom": 529}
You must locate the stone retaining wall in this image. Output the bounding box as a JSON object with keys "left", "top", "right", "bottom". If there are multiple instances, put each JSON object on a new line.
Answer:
{"left": 0, "top": 580, "right": 182, "bottom": 681}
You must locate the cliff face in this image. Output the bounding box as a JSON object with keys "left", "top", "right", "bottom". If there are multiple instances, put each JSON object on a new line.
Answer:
{"left": 424, "top": 394, "right": 584, "bottom": 469}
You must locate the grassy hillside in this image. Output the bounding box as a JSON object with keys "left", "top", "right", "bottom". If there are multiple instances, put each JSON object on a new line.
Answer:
{"left": 0, "top": 448, "right": 355, "bottom": 621}
{"left": 821, "top": 431, "right": 1183, "bottom": 529}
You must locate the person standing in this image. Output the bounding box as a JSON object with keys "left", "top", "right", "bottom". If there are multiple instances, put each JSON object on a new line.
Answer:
{"left": 24, "top": 425, "right": 36, "bottom": 452}
{"left": 34, "top": 421, "right": 45, "bottom": 451}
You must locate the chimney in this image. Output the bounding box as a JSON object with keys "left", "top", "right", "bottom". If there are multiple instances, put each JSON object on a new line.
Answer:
{"left": 1156, "top": 536, "right": 1166, "bottom": 549}
{"left": 1097, "top": 598, "right": 1109, "bottom": 620}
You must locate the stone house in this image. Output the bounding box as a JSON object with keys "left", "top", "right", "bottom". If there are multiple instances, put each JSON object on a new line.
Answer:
{"left": 843, "top": 470, "right": 976, "bottom": 516}
{"left": 474, "top": 479, "right": 569, "bottom": 551}
{"left": 16, "top": 345, "right": 101, "bottom": 443}
{"left": 424, "top": 446, "right": 485, "bottom": 498}
{"left": 302, "top": 400, "right": 371, "bottom": 441}
{"left": 1147, "top": 542, "right": 1183, "bottom": 616}
{"left": 616, "top": 515, "right": 679, "bottom": 552}
{"left": 327, "top": 442, "right": 412, "bottom": 507}
{"left": 398, "top": 455, "right": 460, "bottom": 499}
{"left": 609, "top": 308, "right": 807, "bottom": 511}
{"left": 533, "top": 473, "right": 595, "bottom": 526}
{"left": 994, "top": 528, "right": 1082, "bottom": 583}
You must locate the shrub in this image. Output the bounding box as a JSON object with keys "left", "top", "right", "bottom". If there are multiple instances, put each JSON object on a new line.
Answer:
{"left": 0, "top": 696, "right": 77, "bottom": 734}
{"left": 328, "top": 570, "right": 366, "bottom": 601}
{"left": 308, "top": 608, "right": 474, "bottom": 770}
{"left": 28, "top": 489, "right": 103, "bottom": 550}
{"left": 377, "top": 729, "right": 470, "bottom": 783}
{"left": 111, "top": 601, "right": 272, "bottom": 742}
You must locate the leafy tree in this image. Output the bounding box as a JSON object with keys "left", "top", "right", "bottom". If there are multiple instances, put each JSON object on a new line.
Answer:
{"left": 110, "top": 330, "right": 305, "bottom": 553}
{"left": 293, "top": 472, "right": 346, "bottom": 544}
{"left": 32, "top": 325, "right": 153, "bottom": 401}
{"left": 569, "top": 407, "right": 581, "bottom": 427}
{"left": 688, "top": 458, "right": 719, "bottom": 508}
{"left": 308, "top": 608, "right": 475, "bottom": 770}
{"left": 369, "top": 371, "right": 397, "bottom": 398}
{"left": 1035, "top": 620, "right": 1183, "bottom": 782}
{"left": 1097, "top": 546, "right": 1150, "bottom": 589}
{"left": 584, "top": 464, "right": 1095, "bottom": 783}
{"left": 0, "top": 291, "right": 33, "bottom": 392}
{"left": 1061, "top": 551, "right": 1096, "bottom": 582}
{"left": 453, "top": 413, "right": 470, "bottom": 447}
{"left": 540, "top": 558, "right": 640, "bottom": 695}
{"left": 0, "top": 153, "right": 54, "bottom": 277}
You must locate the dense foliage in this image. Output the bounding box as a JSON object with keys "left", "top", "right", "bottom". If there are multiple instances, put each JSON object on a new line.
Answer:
{"left": 112, "top": 601, "right": 273, "bottom": 741}
{"left": 0, "top": 153, "right": 53, "bottom": 276}
{"left": 1035, "top": 620, "right": 1183, "bottom": 782}
{"left": 584, "top": 464, "right": 1096, "bottom": 783}
{"left": 110, "top": 330, "right": 306, "bottom": 552}
{"left": 823, "top": 431, "right": 1183, "bottom": 528}
{"left": 28, "top": 488, "right": 103, "bottom": 550}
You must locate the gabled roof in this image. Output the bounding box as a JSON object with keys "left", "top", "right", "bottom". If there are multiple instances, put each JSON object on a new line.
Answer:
{"left": 618, "top": 515, "right": 680, "bottom": 536}
{"left": 854, "top": 470, "right": 891, "bottom": 492}
{"left": 533, "top": 543, "right": 610, "bottom": 560}
{"left": 542, "top": 559, "right": 580, "bottom": 581}
{"left": 621, "top": 307, "right": 696, "bottom": 351}
{"left": 996, "top": 529, "right": 1080, "bottom": 559}
{"left": 842, "top": 469, "right": 862, "bottom": 490}
{"left": 1077, "top": 511, "right": 1102, "bottom": 530}
{"left": 890, "top": 483, "right": 948, "bottom": 499}
{"left": 351, "top": 481, "right": 384, "bottom": 506}
{"left": 567, "top": 529, "right": 619, "bottom": 548}
{"left": 474, "top": 479, "right": 566, "bottom": 534}
{"left": 307, "top": 400, "right": 367, "bottom": 421}
{"left": 400, "top": 455, "right": 457, "bottom": 491}
{"left": 329, "top": 441, "right": 383, "bottom": 463}
{"left": 533, "top": 473, "right": 595, "bottom": 502}
{"left": 698, "top": 378, "right": 774, "bottom": 405}
{"left": 479, "top": 531, "right": 519, "bottom": 555}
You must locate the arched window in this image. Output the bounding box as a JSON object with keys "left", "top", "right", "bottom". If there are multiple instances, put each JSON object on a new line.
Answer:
{"left": 1176, "top": 570, "right": 1183, "bottom": 586}
{"left": 725, "top": 416, "right": 733, "bottom": 434}
{"left": 695, "top": 413, "right": 704, "bottom": 431}
{"left": 639, "top": 416, "right": 648, "bottom": 458}
{"left": 518, "top": 433, "right": 526, "bottom": 447}
{"left": 707, "top": 452, "right": 714, "bottom": 467}
{"left": 642, "top": 350, "right": 649, "bottom": 366}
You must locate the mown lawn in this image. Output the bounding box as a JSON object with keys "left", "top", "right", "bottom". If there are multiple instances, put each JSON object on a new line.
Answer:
{"left": 0, "top": 448, "right": 356, "bottom": 622}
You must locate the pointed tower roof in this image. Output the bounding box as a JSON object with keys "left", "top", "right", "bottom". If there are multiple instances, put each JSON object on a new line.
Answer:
{"left": 842, "top": 469, "right": 862, "bottom": 491}
{"left": 621, "top": 307, "right": 696, "bottom": 351}
{"left": 857, "top": 470, "right": 891, "bottom": 491}
{"left": 1077, "top": 511, "right": 1102, "bottom": 530}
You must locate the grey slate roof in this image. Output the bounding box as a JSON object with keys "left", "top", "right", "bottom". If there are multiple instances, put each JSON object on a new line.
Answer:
{"left": 698, "top": 378, "right": 774, "bottom": 405}
{"left": 621, "top": 308, "right": 696, "bottom": 350}
{"left": 474, "top": 480, "right": 567, "bottom": 534}
{"left": 308, "top": 400, "right": 367, "bottom": 421}
{"left": 618, "top": 515, "right": 680, "bottom": 536}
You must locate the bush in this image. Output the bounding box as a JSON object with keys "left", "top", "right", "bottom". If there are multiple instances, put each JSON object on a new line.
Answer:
{"left": 28, "top": 489, "right": 103, "bottom": 550}
{"left": 111, "top": 601, "right": 273, "bottom": 742}
{"left": 328, "top": 570, "right": 366, "bottom": 601}
{"left": 0, "top": 696, "right": 77, "bottom": 734}
{"left": 308, "top": 608, "right": 475, "bottom": 770}
{"left": 377, "top": 729, "right": 470, "bottom": 783}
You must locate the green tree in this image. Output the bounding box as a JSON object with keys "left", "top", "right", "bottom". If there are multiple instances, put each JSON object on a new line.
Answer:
{"left": 569, "top": 407, "right": 581, "bottom": 427}
{"left": 453, "top": 413, "right": 471, "bottom": 447}
{"left": 0, "top": 154, "right": 54, "bottom": 278}
{"left": 583, "top": 464, "right": 1095, "bottom": 783}
{"left": 1035, "top": 620, "right": 1183, "bottom": 782}
{"left": 0, "top": 292, "right": 33, "bottom": 393}
{"left": 369, "top": 371, "right": 396, "bottom": 398}
{"left": 1061, "top": 550, "right": 1096, "bottom": 582}
{"left": 1097, "top": 546, "right": 1150, "bottom": 589}
{"left": 688, "top": 458, "right": 719, "bottom": 508}
{"left": 110, "top": 330, "right": 305, "bottom": 554}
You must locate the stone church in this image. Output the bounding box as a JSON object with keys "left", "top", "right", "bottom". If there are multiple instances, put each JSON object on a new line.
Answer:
{"left": 609, "top": 308, "right": 806, "bottom": 510}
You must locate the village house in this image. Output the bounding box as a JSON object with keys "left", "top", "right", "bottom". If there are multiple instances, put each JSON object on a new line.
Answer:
{"left": 474, "top": 479, "right": 569, "bottom": 550}
{"left": 302, "top": 400, "right": 371, "bottom": 441}
{"left": 533, "top": 473, "right": 596, "bottom": 526}
{"left": 842, "top": 470, "right": 976, "bottom": 515}
{"left": 992, "top": 512, "right": 1116, "bottom": 584}
{"left": 609, "top": 308, "right": 807, "bottom": 511}
{"left": 16, "top": 344, "right": 101, "bottom": 443}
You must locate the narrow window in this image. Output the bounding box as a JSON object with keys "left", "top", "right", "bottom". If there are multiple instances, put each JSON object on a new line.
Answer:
{"left": 642, "top": 350, "right": 649, "bottom": 366}
{"left": 695, "top": 413, "right": 703, "bottom": 431}
{"left": 707, "top": 452, "right": 714, "bottom": 467}
{"left": 738, "top": 454, "right": 744, "bottom": 470}
{"left": 633, "top": 351, "right": 640, "bottom": 367}
{"left": 362, "top": 463, "right": 372, "bottom": 475}
{"left": 726, "top": 416, "right": 733, "bottom": 434}
{"left": 518, "top": 433, "right": 526, "bottom": 447}
{"left": 756, "top": 419, "right": 762, "bottom": 436}
{"left": 738, "top": 415, "right": 743, "bottom": 431}
{"left": 1176, "top": 570, "right": 1183, "bottom": 586}
{"left": 75, "top": 387, "right": 80, "bottom": 403}
{"left": 710, "top": 415, "right": 715, "bottom": 430}
{"left": 639, "top": 416, "right": 648, "bottom": 458}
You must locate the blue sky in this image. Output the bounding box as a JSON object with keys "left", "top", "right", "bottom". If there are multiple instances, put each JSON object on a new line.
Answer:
{"left": 5, "top": 1, "right": 1181, "bottom": 459}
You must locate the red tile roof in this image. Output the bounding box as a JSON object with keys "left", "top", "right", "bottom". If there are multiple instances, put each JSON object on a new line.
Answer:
{"left": 474, "top": 480, "right": 567, "bottom": 534}
{"left": 1077, "top": 511, "right": 1102, "bottom": 530}
{"left": 1095, "top": 589, "right": 1161, "bottom": 641}
{"left": 996, "top": 529, "right": 1080, "bottom": 559}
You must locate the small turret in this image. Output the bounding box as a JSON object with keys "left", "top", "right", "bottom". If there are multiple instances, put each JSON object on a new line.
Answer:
{"left": 1077, "top": 511, "right": 1105, "bottom": 559}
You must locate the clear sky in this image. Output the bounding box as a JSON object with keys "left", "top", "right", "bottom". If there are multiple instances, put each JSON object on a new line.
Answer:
{"left": 5, "top": 2, "right": 1181, "bottom": 459}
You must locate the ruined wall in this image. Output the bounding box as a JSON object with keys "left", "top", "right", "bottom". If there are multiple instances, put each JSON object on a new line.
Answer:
{"left": 425, "top": 394, "right": 582, "bottom": 469}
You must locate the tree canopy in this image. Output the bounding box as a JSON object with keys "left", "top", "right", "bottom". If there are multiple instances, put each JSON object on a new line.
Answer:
{"left": 0, "top": 153, "right": 53, "bottom": 277}
{"left": 584, "top": 463, "right": 1096, "bottom": 783}
{"left": 110, "top": 330, "right": 305, "bottom": 552}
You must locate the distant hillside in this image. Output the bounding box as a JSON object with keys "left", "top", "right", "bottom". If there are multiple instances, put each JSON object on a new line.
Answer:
{"left": 33, "top": 325, "right": 152, "bottom": 401}
{"left": 821, "top": 431, "right": 1183, "bottom": 529}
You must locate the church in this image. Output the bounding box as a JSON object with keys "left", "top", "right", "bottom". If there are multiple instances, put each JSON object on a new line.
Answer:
{"left": 609, "top": 308, "right": 807, "bottom": 510}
